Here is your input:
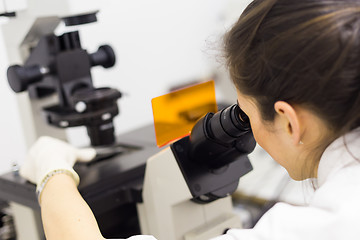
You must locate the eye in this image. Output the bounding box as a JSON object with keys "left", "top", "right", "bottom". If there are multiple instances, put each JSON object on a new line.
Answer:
{"left": 236, "top": 100, "right": 249, "bottom": 123}
{"left": 238, "top": 108, "right": 249, "bottom": 123}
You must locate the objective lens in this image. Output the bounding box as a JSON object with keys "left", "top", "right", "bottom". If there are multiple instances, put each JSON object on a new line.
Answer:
{"left": 87, "top": 122, "right": 115, "bottom": 146}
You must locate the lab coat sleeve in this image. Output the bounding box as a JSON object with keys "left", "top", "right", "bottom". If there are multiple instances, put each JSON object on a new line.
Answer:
{"left": 210, "top": 201, "right": 358, "bottom": 240}
{"left": 110, "top": 192, "right": 360, "bottom": 240}
{"left": 109, "top": 235, "right": 157, "bottom": 240}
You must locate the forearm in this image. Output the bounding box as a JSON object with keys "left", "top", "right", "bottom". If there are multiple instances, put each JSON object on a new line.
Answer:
{"left": 40, "top": 174, "right": 105, "bottom": 240}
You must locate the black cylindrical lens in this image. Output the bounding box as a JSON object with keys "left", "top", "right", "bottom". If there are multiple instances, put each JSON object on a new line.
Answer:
{"left": 87, "top": 123, "right": 115, "bottom": 146}
{"left": 189, "top": 103, "right": 254, "bottom": 168}
{"left": 209, "top": 104, "right": 250, "bottom": 144}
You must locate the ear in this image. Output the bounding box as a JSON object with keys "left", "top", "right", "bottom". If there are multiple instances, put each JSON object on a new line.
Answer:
{"left": 274, "top": 101, "right": 301, "bottom": 145}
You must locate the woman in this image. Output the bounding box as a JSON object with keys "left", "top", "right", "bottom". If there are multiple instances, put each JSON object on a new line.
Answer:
{"left": 20, "top": 0, "right": 360, "bottom": 239}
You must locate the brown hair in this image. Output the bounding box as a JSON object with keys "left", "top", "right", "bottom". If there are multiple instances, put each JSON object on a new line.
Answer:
{"left": 224, "top": 0, "right": 360, "bottom": 138}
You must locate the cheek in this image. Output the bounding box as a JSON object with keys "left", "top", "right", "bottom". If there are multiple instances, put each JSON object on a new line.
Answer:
{"left": 252, "top": 125, "right": 271, "bottom": 152}
{"left": 250, "top": 120, "right": 283, "bottom": 163}
{"left": 249, "top": 119, "right": 269, "bottom": 149}
{"left": 250, "top": 121, "right": 299, "bottom": 179}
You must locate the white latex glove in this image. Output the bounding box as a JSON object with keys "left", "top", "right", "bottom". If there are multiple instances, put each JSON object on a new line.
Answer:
{"left": 20, "top": 136, "right": 96, "bottom": 192}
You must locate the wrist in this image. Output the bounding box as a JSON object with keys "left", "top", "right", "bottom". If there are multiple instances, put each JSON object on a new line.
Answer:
{"left": 36, "top": 169, "right": 79, "bottom": 204}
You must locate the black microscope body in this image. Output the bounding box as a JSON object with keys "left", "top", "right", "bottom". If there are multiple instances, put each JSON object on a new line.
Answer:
{"left": 7, "top": 24, "right": 121, "bottom": 146}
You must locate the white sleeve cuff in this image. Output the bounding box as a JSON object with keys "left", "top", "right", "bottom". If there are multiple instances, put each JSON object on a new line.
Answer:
{"left": 109, "top": 235, "right": 157, "bottom": 240}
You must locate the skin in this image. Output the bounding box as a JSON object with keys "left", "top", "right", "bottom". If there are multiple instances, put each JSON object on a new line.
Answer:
{"left": 40, "top": 174, "right": 105, "bottom": 239}
{"left": 236, "top": 89, "right": 332, "bottom": 180}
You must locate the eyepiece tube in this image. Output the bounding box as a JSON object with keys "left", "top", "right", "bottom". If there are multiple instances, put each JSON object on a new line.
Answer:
{"left": 189, "top": 104, "right": 255, "bottom": 168}
{"left": 209, "top": 104, "right": 251, "bottom": 143}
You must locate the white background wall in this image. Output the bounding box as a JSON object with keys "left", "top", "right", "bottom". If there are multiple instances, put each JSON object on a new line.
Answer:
{"left": 0, "top": 0, "right": 253, "bottom": 174}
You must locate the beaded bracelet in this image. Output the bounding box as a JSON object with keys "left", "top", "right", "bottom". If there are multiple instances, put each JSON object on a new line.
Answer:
{"left": 36, "top": 169, "right": 76, "bottom": 204}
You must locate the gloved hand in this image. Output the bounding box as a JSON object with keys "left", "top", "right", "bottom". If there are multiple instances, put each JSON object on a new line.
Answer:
{"left": 20, "top": 136, "right": 96, "bottom": 196}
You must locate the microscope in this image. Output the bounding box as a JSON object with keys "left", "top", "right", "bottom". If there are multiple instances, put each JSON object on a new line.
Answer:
{"left": 7, "top": 15, "right": 121, "bottom": 147}
{"left": 0, "top": 1, "right": 256, "bottom": 239}
{"left": 0, "top": 1, "right": 131, "bottom": 239}
{"left": 138, "top": 103, "right": 256, "bottom": 239}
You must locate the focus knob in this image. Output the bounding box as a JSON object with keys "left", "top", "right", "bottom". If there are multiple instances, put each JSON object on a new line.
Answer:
{"left": 7, "top": 65, "right": 49, "bottom": 93}
{"left": 89, "top": 45, "right": 116, "bottom": 69}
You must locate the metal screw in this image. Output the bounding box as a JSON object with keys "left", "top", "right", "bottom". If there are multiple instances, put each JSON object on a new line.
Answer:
{"left": 199, "top": 195, "right": 210, "bottom": 202}
{"left": 39, "top": 66, "right": 50, "bottom": 75}
{"left": 75, "top": 101, "right": 87, "bottom": 113}
{"left": 59, "top": 121, "right": 69, "bottom": 127}
{"left": 101, "top": 113, "right": 111, "bottom": 121}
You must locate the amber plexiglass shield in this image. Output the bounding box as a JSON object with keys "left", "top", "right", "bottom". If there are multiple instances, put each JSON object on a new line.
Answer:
{"left": 151, "top": 81, "right": 217, "bottom": 147}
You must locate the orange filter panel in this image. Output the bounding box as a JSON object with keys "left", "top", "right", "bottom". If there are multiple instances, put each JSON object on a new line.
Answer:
{"left": 151, "top": 80, "right": 217, "bottom": 147}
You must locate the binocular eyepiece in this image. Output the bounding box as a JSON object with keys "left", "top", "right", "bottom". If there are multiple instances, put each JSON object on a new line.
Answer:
{"left": 189, "top": 103, "right": 256, "bottom": 169}
{"left": 171, "top": 103, "right": 256, "bottom": 202}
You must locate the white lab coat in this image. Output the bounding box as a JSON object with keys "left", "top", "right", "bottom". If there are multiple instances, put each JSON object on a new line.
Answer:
{"left": 116, "top": 128, "right": 360, "bottom": 240}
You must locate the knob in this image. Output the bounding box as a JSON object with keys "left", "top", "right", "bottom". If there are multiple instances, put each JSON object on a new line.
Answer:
{"left": 7, "top": 65, "right": 49, "bottom": 93}
{"left": 89, "top": 45, "right": 116, "bottom": 69}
